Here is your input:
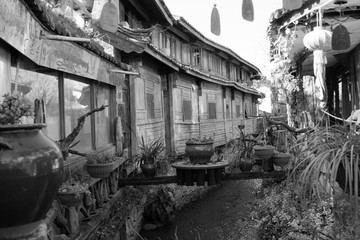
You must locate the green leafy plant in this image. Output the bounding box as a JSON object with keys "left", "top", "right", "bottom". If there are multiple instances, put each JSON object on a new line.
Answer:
{"left": 137, "top": 137, "right": 165, "bottom": 164}
{"left": 292, "top": 125, "right": 360, "bottom": 199}
{"left": 237, "top": 125, "right": 259, "bottom": 159}
{"left": 252, "top": 181, "right": 335, "bottom": 240}
{"left": 86, "top": 152, "right": 116, "bottom": 164}
{"left": 186, "top": 135, "right": 214, "bottom": 144}
{"left": 58, "top": 167, "right": 91, "bottom": 195}
{"left": 290, "top": 124, "right": 360, "bottom": 239}
{"left": 0, "top": 93, "right": 32, "bottom": 125}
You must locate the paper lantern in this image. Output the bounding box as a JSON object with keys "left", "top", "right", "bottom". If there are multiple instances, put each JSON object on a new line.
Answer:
{"left": 242, "top": 0, "right": 254, "bottom": 22}
{"left": 211, "top": 4, "right": 221, "bottom": 36}
{"left": 283, "top": 0, "right": 302, "bottom": 10}
{"left": 332, "top": 24, "right": 350, "bottom": 50}
{"left": 303, "top": 26, "right": 332, "bottom": 51}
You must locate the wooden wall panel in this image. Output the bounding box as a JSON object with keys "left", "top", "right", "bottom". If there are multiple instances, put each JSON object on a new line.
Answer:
{"left": 174, "top": 123, "right": 200, "bottom": 154}
{"left": 200, "top": 120, "right": 226, "bottom": 147}
{"left": 134, "top": 64, "right": 165, "bottom": 150}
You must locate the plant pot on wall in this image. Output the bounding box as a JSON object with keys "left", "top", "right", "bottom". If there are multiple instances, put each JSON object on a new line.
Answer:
{"left": 272, "top": 152, "right": 292, "bottom": 167}
{"left": 0, "top": 124, "right": 64, "bottom": 231}
{"left": 253, "top": 145, "right": 275, "bottom": 159}
{"left": 185, "top": 142, "right": 215, "bottom": 164}
{"left": 140, "top": 158, "right": 156, "bottom": 177}
{"left": 56, "top": 190, "right": 85, "bottom": 207}
{"left": 239, "top": 158, "right": 253, "bottom": 172}
{"left": 86, "top": 162, "right": 115, "bottom": 178}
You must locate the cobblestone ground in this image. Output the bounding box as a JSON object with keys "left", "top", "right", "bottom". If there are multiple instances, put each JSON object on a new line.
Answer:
{"left": 141, "top": 169, "right": 262, "bottom": 240}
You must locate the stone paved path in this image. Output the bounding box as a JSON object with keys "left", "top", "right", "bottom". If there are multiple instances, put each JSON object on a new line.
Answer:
{"left": 141, "top": 169, "right": 261, "bottom": 240}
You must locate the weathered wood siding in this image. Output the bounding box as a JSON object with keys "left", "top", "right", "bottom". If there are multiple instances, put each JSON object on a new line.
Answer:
{"left": 224, "top": 87, "right": 233, "bottom": 141}
{"left": 199, "top": 82, "right": 226, "bottom": 147}
{"left": 135, "top": 64, "right": 165, "bottom": 145}
{"left": 173, "top": 73, "right": 200, "bottom": 153}
{"left": 171, "top": 79, "right": 259, "bottom": 154}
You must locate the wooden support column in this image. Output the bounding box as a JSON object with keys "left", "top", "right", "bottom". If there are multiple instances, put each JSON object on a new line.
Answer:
{"left": 129, "top": 54, "right": 143, "bottom": 158}
{"left": 342, "top": 74, "right": 351, "bottom": 118}
{"left": 165, "top": 73, "right": 176, "bottom": 156}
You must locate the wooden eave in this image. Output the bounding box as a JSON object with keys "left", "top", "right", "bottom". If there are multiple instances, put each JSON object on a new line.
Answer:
{"left": 155, "top": 0, "right": 174, "bottom": 25}
{"left": 174, "top": 17, "right": 261, "bottom": 75}
{"left": 145, "top": 45, "right": 180, "bottom": 71}
{"left": 181, "top": 67, "right": 263, "bottom": 97}
{"left": 94, "top": 26, "right": 148, "bottom": 54}
{"left": 24, "top": 0, "right": 132, "bottom": 70}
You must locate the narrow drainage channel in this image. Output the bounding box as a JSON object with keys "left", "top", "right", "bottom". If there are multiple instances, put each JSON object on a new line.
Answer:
{"left": 140, "top": 169, "right": 262, "bottom": 240}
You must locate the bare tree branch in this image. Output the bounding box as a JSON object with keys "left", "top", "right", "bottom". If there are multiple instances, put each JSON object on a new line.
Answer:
{"left": 57, "top": 105, "right": 108, "bottom": 159}
{"left": 263, "top": 113, "right": 312, "bottom": 134}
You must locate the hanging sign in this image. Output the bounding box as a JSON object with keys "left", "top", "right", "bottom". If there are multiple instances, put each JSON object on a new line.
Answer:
{"left": 100, "top": 1, "right": 119, "bottom": 33}
{"left": 332, "top": 24, "right": 350, "bottom": 50}
{"left": 242, "top": 0, "right": 254, "bottom": 22}
{"left": 211, "top": 4, "right": 221, "bottom": 36}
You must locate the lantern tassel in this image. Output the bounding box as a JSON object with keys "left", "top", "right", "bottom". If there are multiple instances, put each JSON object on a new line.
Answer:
{"left": 313, "top": 50, "right": 327, "bottom": 109}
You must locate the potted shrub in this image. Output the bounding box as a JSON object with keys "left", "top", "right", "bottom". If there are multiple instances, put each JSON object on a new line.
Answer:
{"left": 253, "top": 144, "right": 275, "bottom": 172}
{"left": 56, "top": 181, "right": 89, "bottom": 207}
{"left": 85, "top": 152, "right": 116, "bottom": 179}
{"left": 136, "top": 137, "right": 165, "bottom": 177}
{"left": 272, "top": 151, "right": 292, "bottom": 168}
{"left": 56, "top": 167, "right": 91, "bottom": 207}
{"left": 0, "top": 93, "right": 64, "bottom": 230}
{"left": 185, "top": 135, "right": 214, "bottom": 164}
{"left": 237, "top": 125, "right": 258, "bottom": 172}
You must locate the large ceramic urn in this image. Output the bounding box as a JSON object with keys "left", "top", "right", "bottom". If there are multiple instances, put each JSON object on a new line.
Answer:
{"left": 0, "top": 124, "right": 64, "bottom": 234}
{"left": 185, "top": 141, "right": 214, "bottom": 164}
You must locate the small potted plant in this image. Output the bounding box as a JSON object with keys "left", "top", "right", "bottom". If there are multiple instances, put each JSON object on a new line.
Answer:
{"left": 85, "top": 152, "right": 116, "bottom": 179}
{"left": 272, "top": 151, "right": 292, "bottom": 168}
{"left": 56, "top": 167, "right": 91, "bottom": 207}
{"left": 136, "top": 137, "right": 165, "bottom": 177}
{"left": 57, "top": 182, "right": 90, "bottom": 207}
{"left": 185, "top": 135, "right": 215, "bottom": 164}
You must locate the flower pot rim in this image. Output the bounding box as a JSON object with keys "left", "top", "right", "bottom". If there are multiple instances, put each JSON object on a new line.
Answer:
{"left": 57, "top": 189, "right": 86, "bottom": 195}
{"left": 185, "top": 141, "right": 214, "bottom": 145}
{"left": 86, "top": 162, "right": 115, "bottom": 167}
{"left": 0, "top": 123, "right": 46, "bottom": 130}
{"left": 253, "top": 145, "right": 275, "bottom": 150}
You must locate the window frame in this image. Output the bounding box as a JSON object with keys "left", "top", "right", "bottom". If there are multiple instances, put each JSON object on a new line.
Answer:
{"left": 10, "top": 56, "right": 116, "bottom": 155}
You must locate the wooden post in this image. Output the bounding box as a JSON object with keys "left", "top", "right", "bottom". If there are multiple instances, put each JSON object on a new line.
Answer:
{"left": 185, "top": 170, "right": 194, "bottom": 186}
{"left": 129, "top": 55, "right": 142, "bottom": 158}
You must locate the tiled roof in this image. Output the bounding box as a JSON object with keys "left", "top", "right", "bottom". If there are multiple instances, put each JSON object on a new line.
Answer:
{"left": 24, "top": 0, "right": 133, "bottom": 71}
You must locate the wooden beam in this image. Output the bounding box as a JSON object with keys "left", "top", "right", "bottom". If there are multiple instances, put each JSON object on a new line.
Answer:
{"left": 118, "top": 171, "right": 287, "bottom": 186}
{"left": 223, "top": 171, "right": 286, "bottom": 181}
{"left": 128, "top": 0, "right": 151, "bottom": 22}
{"left": 119, "top": 176, "right": 178, "bottom": 186}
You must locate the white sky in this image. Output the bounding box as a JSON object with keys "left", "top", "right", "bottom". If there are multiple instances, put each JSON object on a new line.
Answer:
{"left": 163, "top": 0, "right": 283, "bottom": 75}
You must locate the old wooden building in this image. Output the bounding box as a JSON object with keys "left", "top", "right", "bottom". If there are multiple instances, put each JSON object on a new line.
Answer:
{"left": 0, "top": 0, "right": 263, "bottom": 158}
{"left": 98, "top": 0, "right": 263, "bottom": 156}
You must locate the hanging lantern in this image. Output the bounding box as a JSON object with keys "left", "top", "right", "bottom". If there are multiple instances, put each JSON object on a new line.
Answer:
{"left": 100, "top": 1, "right": 119, "bottom": 33}
{"left": 303, "top": 26, "right": 332, "bottom": 51}
{"left": 332, "top": 24, "right": 350, "bottom": 51}
{"left": 283, "top": 0, "right": 302, "bottom": 10}
{"left": 242, "top": 0, "right": 254, "bottom": 22}
{"left": 211, "top": 4, "right": 221, "bottom": 36}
